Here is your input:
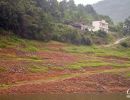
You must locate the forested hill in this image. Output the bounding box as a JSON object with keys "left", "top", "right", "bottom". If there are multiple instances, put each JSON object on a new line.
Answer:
{"left": 93, "top": 0, "right": 130, "bottom": 22}
{"left": 0, "top": 0, "right": 112, "bottom": 45}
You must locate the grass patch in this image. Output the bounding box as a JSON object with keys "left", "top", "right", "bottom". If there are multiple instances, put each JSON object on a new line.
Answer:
{"left": 127, "top": 73, "right": 130, "bottom": 77}
{"left": 28, "top": 66, "right": 48, "bottom": 73}
{"left": 111, "top": 63, "right": 130, "bottom": 68}
{"left": 0, "top": 35, "right": 23, "bottom": 48}
{"left": 23, "top": 45, "right": 39, "bottom": 52}
{"left": 50, "top": 66, "right": 64, "bottom": 70}
{"left": 29, "top": 56, "right": 40, "bottom": 60}
{"left": 0, "top": 67, "right": 7, "bottom": 73}
{"left": 0, "top": 44, "right": 6, "bottom": 48}
{"left": 66, "top": 59, "right": 130, "bottom": 70}
{"left": 19, "top": 40, "right": 40, "bottom": 52}
{"left": 0, "top": 84, "right": 10, "bottom": 89}
{"left": 67, "top": 60, "right": 110, "bottom": 70}
{"left": 64, "top": 45, "right": 130, "bottom": 58}
{"left": 0, "top": 35, "right": 40, "bottom": 52}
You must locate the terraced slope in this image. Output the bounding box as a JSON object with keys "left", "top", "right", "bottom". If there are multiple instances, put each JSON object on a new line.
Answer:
{"left": 0, "top": 36, "right": 130, "bottom": 94}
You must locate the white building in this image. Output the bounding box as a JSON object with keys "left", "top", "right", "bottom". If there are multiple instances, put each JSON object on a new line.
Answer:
{"left": 92, "top": 20, "right": 109, "bottom": 33}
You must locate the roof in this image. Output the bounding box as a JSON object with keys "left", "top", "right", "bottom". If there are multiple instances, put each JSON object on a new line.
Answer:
{"left": 93, "top": 20, "right": 108, "bottom": 25}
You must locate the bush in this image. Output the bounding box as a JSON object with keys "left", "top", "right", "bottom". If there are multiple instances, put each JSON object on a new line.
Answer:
{"left": 52, "top": 23, "right": 93, "bottom": 45}
{"left": 95, "top": 30, "right": 107, "bottom": 38}
{"left": 0, "top": 0, "right": 52, "bottom": 41}
{"left": 121, "top": 42, "right": 128, "bottom": 48}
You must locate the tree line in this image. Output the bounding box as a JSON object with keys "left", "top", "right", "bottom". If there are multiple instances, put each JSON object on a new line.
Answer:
{"left": 0, "top": 0, "right": 113, "bottom": 44}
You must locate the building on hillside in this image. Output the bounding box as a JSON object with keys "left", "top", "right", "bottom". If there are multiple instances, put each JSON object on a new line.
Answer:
{"left": 72, "top": 23, "right": 88, "bottom": 31}
{"left": 92, "top": 20, "right": 109, "bottom": 33}
{"left": 67, "top": 20, "right": 109, "bottom": 33}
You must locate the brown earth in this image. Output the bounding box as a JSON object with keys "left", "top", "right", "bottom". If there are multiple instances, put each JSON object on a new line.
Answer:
{"left": 0, "top": 42, "right": 130, "bottom": 94}
{"left": 0, "top": 73, "right": 130, "bottom": 94}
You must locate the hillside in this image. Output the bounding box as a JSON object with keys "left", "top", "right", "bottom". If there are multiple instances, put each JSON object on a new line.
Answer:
{"left": 0, "top": 0, "right": 130, "bottom": 95}
{"left": 0, "top": 0, "right": 113, "bottom": 44}
{"left": 0, "top": 35, "right": 130, "bottom": 94}
{"left": 93, "top": 0, "right": 130, "bottom": 22}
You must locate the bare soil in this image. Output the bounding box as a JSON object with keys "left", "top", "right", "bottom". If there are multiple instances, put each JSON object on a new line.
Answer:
{"left": 0, "top": 73, "right": 130, "bottom": 94}
{"left": 0, "top": 42, "right": 130, "bottom": 94}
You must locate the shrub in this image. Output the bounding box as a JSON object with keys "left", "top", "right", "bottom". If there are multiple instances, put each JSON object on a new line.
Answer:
{"left": 95, "top": 30, "right": 107, "bottom": 38}
{"left": 52, "top": 23, "right": 93, "bottom": 45}
{"left": 121, "top": 42, "right": 128, "bottom": 47}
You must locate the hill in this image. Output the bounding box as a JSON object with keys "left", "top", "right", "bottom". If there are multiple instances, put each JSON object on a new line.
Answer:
{"left": 93, "top": 0, "right": 130, "bottom": 22}
{"left": 0, "top": 35, "right": 130, "bottom": 94}
{"left": 0, "top": 0, "right": 112, "bottom": 44}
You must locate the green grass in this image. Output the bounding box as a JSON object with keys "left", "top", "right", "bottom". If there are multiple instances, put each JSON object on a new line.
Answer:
{"left": 21, "top": 41, "right": 40, "bottom": 52}
{"left": 64, "top": 45, "right": 130, "bottom": 58}
{"left": 0, "top": 35, "right": 24, "bottom": 48}
{"left": 29, "top": 56, "right": 41, "bottom": 60}
{"left": 23, "top": 46, "right": 38, "bottom": 52}
{"left": 0, "top": 43, "right": 7, "bottom": 48}
{"left": 0, "top": 35, "right": 130, "bottom": 72}
{"left": 28, "top": 66, "right": 48, "bottom": 73}
{"left": 0, "top": 35, "right": 40, "bottom": 52}
{"left": 66, "top": 60, "right": 108, "bottom": 70}
{"left": 127, "top": 73, "right": 130, "bottom": 77}
{"left": 66, "top": 59, "right": 130, "bottom": 70}
{"left": 0, "top": 39, "right": 11, "bottom": 48}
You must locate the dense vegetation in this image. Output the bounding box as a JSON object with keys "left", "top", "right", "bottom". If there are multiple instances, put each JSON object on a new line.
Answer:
{"left": 0, "top": 0, "right": 52, "bottom": 40}
{"left": 0, "top": 0, "right": 129, "bottom": 46}
{"left": 0, "top": 0, "right": 114, "bottom": 45}
{"left": 124, "top": 17, "right": 130, "bottom": 35}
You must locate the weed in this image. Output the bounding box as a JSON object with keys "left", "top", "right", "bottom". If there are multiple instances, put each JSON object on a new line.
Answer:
{"left": 0, "top": 67, "right": 7, "bottom": 73}
{"left": 28, "top": 66, "right": 48, "bottom": 73}
{"left": 64, "top": 45, "right": 130, "bottom": 58}
{"left": 0, "top": 84, "right": 10, "bottom": 89}
{"left": 29, "top": 56, "right": 40, "bottom": 60}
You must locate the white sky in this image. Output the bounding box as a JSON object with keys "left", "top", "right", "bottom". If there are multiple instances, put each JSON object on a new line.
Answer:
{"left": 58, "top": 0, "right": 102, "bottom": 5}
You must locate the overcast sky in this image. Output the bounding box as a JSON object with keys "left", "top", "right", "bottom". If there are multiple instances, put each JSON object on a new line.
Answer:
{"left": 58, "top": 0, "right": 102, "bottom": 5}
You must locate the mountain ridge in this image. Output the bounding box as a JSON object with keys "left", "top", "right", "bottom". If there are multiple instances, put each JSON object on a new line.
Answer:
{"left": 93, "top": 0, "right": 130, "bottom": 22}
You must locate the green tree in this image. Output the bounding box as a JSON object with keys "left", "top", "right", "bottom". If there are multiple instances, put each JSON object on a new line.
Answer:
{"left": 0, "top": 0, "right": 52, "bottom": 40}
{"left": 124, "top": 17, "right": 130, "bottom": 35}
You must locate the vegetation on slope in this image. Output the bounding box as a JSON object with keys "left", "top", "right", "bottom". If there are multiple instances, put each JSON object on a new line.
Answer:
{"left": 120, "top": 37, "right": 130, "bottom": 48}
{"left": 0, "top": 35, "right": 130, "bottom": 93}
{"left": 0, "top": 0, "right": 113, "bottom": 45}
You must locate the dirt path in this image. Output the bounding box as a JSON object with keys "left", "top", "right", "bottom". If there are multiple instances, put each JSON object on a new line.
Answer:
{"left": 0, "top": 67, "right": 130, "bottom": 94}
{"left": 105, "top": 36, "right": 129, "bottom": 47}
{"left": 114, "top": 37, "right": 129, "bottom": 45}
{"left": 3, "top": 67, "right": 130, "bottom": 88}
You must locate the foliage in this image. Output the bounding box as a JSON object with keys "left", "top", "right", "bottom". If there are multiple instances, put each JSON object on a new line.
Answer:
{"left": 124, "top": 17, "right": 130, "bottom": 35}
{"left": 0, "top": 0, "right": 114, "bottom": 45}
{"left": 120, "top": 38, "right": 130, "bottom": 48}
{"left": 52, "top": 23, "right": 93, "bottom": 45}
{"left": 64, "top": 44, "right": 130, "bottom": 58}
{"left": 28, "top": 65, "right": 48, "bottom": 73}
{"left": 0, "top": 0, "right": 52, "bottom": 40}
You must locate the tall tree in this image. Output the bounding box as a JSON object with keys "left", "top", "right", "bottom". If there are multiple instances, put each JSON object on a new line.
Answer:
{"left": 59, "top": 0, "right": 67, "bottom": 18}
{"left": 124, "top": 17, "right": 130, "bottom": 34}
{"left": 0, "top": 0, "right": 52, "bottom": 40}
{"left": 48, "top": 0, "right": 61, "bottom": 20}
